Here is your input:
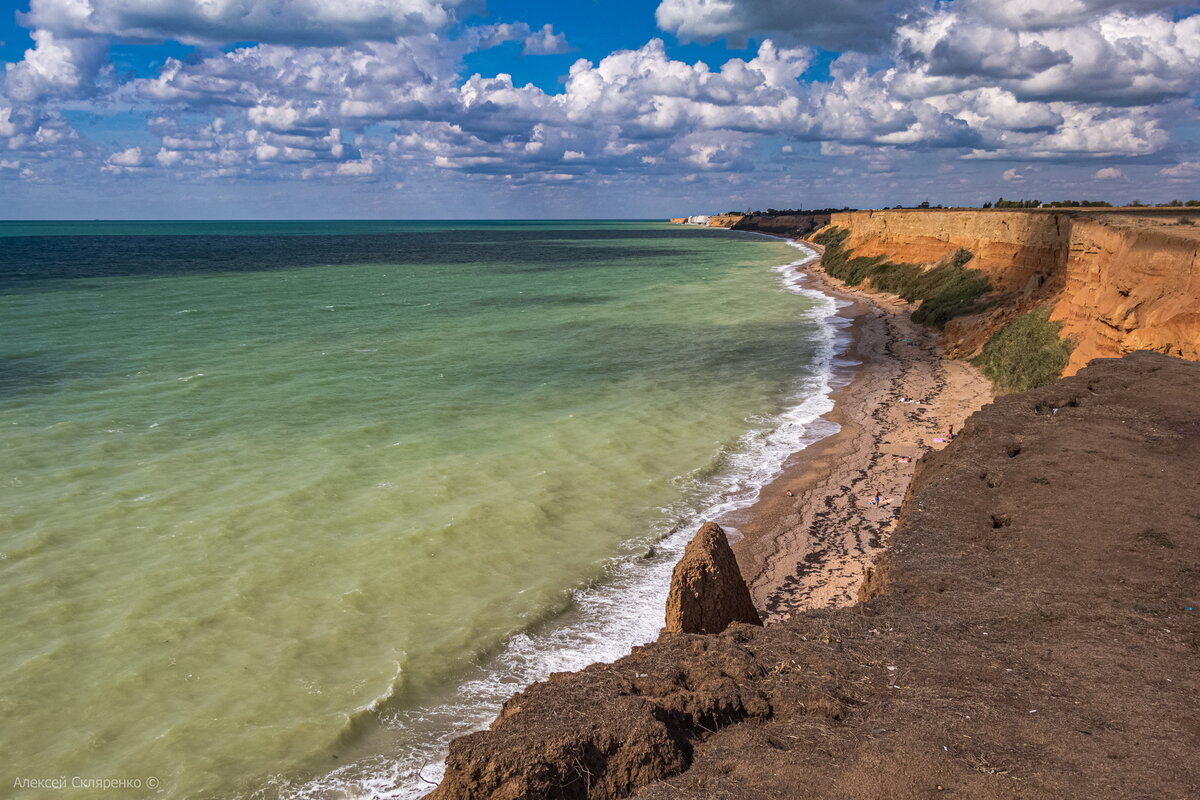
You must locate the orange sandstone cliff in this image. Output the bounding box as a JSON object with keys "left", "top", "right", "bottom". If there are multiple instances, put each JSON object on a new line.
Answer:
{"left": 816, "top": 209, "right": 1200, "bottom": 375}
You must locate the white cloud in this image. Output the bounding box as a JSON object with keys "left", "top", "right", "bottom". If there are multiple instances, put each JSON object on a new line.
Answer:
{"left": 90, "top": 25, "right": 1189, "bottom": 185}
{"left": 335, "top": 158, "right": 376, "bottom": 175}
{"left": 655, "top": 0, "right": 919, "bottom": 52}
{"left": 895, "top": 7, "right": 1200, "bottom": 106}
{"left": 109, "top": 147, "right": 143, "bottom": 166}
{"left": 102, "top": 145, "right": 145, "bottom": 173}
{"left": 1094, "top": 166, "right": 1123, "bottom": 179}
{"left": 1159, "top": 161, "right": 1200, "bottom": 179}
{"left": 0, "top": 105, "right": 85, "bottom": 170}
{"left": 522, "top": 24, "right": 570, "bottom": 56}
{"left": 4, "top": 0, "right": 1198, "bottom": 192}
{"left": 0, "top": 107, "right": 17, "bottom": 138}
{"left": 4, "top": 29, "right": 107, "bottom": 101}
{"left": 1002, "top": 167, "right": 1025, "bottom": 182}
{"left": 19, "top": 0, "right": 479, "bottom": 46}
{"left": 958, "top": 0, "right": 1184, "bottom": 32}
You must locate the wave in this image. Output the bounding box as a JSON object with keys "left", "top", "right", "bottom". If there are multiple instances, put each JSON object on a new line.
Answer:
{"left": 277, "top": 241, "right": 855, "bottom": 800}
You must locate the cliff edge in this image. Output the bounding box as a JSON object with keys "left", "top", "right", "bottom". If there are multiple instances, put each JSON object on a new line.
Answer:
{"left": 432, "top": 351, "right": 1200, "bottom": 799}
{"left": 813, "top": 209, "right": 1200, "bottom": 377}
{"left": 708, "top": 213, "right": 832, "bottom": 237}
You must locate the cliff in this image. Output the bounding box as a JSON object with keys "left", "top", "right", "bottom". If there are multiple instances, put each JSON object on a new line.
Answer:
{"left": 819, "top": 209, "right": 1200, "bottom": 376}
{"left": 709, "top": 213, "right": 832, "bottom": 237}
{"left": 430, "top": 352, "right": 1200, "bottom": 799}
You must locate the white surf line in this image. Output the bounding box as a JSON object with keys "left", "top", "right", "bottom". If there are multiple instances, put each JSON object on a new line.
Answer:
{"left": 282, "top": 233, "right": 855, "bottom": 800}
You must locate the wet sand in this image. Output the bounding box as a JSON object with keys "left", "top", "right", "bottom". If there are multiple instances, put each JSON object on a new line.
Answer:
{"left": 727, "top": 243, "right": 993, "bottom": 622}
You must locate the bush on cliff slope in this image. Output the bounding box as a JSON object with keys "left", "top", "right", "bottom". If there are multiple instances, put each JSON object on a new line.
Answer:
{"left": 972, "top": 306, "right": 1073, "bottom": 392}
{"left": 907, "top": 251, "right": 993, "bottom": 328}
{"left": 812, "top": 228, "right": 990, "bottom": 328}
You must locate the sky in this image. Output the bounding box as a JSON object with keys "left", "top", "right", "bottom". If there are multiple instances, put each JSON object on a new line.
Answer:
{"left": 1, "top": 0, "right": 1199, "bottom": 219}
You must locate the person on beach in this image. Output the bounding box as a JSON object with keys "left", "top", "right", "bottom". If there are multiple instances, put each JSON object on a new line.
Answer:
{"left": 948, "top": 426, "right": 956, "bottom": 440}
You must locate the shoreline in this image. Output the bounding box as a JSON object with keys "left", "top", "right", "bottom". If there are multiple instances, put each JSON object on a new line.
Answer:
{"left": 431, "top": 212, "right": 1200, "bottom": 799}
{"left": 725, "top": 235, "right": 993, "bottom": 620}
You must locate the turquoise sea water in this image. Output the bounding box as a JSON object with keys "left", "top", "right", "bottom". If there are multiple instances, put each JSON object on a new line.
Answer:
{"left": 0, "top": 221, "right": 838, "bottom": 799}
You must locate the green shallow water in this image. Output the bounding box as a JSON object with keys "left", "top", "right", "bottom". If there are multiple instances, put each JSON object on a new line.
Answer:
{"left": 0, "top": 221, "right": 828, "bottom": 798}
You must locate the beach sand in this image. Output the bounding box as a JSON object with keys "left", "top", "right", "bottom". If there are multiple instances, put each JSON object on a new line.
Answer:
{"left": 726, "top": 244, "right": 993, "bottom": 622}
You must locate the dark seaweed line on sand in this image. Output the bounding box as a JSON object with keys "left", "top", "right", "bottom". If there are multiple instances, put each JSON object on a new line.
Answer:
{"left": 764, "top": 310, "right": 949, "bottom": 616}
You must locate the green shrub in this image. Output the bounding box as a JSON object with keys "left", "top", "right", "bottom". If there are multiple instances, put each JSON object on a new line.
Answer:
{"left": 865, "top": 261, "right": 924, "bottom": 296}
{"left": 906, "top": 252, "right": 993, "bottom": 327}
{"left": 810, "top": 227, "right": 849, "bottom": 247}
{"left": 814, "top": 229, "right": 881, "bottom": 286}
{"left": 972, "top": 306, "right": 1073, "bottom": 393}
{"left": 816, "top": 232, "right": 991, "bottom": 328}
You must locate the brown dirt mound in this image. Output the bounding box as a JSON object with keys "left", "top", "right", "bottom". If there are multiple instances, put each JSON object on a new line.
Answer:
{"left": 664, "top": 522, "right": 762, "bottom": 635}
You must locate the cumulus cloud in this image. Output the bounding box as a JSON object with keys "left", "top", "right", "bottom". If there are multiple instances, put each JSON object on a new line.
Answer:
{"left": 335, "top": 157, "right": 377, "bottom": 176}
{"left": 4, "top": 0, "right": 1199, "bottom": 193}
{"left": 522, "top": 24, "right": 570, "bottom": 56}
{"left": 895, "top": 6, "right": 1200, "bottom": 106}
{"left": 69, "top": 20, "right": 1190, "bottom": 186}
{"left": 18, "top": 0, "right": 481, "bottom": 46}
{"left": 0, "top": 104, "right": 86, "bottom": 177}
{"left": 101, "top": 146, "right": 147, "bottom": 173}
{"left": 4, "top": 30, "right": 108, "bottom": 101}
{"left": 1094, "top": 166, "right": 1123, "bottom": 179}
{"left": 4, "top": 0, "right": 484, "bottom": 102}
{"left": 957, "top": 0, "right": 1185, "bottom": 32}
{"left": 1159, "top": 161, "right": 1200, "bottom": 179}
{"left": 655, "top": 0, "right": 921, "bottom": 52}
{"left": 138, "top": 37, "right": 461, "bottom": 125}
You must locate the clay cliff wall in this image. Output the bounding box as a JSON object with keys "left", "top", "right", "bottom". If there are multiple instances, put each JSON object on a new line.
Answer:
{"left": 711, "top": 213, "right": 832, "bottom": 237}
{"left": 822, "top": 209, "right": 1200, "bottom": 375}
{"left": 1054, "top": 216, "right": 1200, "bottom": 372}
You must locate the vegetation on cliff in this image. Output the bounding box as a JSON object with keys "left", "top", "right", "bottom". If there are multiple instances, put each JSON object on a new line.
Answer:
{"left": 972, "top": 306, "right": 1073, "bottom": 393}
{"left": 723, "top": 207, "right": 855, "bottom": 215}
{"left": 812, "top": 227, "right": 991, "bottom": 328}
{"left": 982, "top": 198, "right": 1200, "bottom": 208}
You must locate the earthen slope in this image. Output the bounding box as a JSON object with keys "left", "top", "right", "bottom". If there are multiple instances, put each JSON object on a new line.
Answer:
{"left": 432, "top": 352, "right": 1200, "bottom": 799}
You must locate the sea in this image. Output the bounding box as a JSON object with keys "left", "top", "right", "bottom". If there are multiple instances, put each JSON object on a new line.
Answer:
{"left": 0, "top": 220, "right": 847, "bottom": 799}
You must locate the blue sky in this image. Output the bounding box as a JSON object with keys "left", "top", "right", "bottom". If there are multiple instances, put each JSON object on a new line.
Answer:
{"left": 2, "top": 0, "right": 1198, "bottom": 219}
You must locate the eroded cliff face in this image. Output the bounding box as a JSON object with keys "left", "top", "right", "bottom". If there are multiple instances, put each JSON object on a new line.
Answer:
{"left": 1053, "top": 216, "right": 1200, "bottom": 372}
{"left": 821, "top": 209, "right": 1200, "bottom": 375}
{"left": 708, "top": 213, "right": 831, "bottom": 237}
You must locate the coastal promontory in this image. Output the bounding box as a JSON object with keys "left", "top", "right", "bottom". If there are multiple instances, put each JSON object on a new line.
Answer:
{"left": 432, "top": 350, "right": 1200, "bottom": 798}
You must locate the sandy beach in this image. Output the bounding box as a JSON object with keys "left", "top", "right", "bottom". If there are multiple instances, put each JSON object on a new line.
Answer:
{"left": 728, "top": 241, "right": 993, "bottom": 621}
